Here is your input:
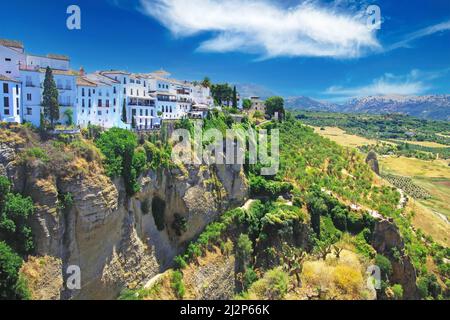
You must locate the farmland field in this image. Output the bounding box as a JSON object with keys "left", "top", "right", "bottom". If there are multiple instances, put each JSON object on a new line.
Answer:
{"left": 312, "top": 126, "right": 379, "bottom": 148}
{"left": 379, "top": 156, "right": 450, "bottom": 178}
{"left": 390, "top": 139, "right": 449, "bottom": 148}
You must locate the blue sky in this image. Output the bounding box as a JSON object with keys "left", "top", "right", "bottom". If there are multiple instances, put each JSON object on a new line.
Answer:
{"left": 1, "top": 0, "right": 449, "bottom": 101}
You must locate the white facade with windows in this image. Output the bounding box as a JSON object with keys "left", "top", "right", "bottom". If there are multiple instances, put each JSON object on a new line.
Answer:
{"left": 0, "top": 39, "right": 216, "bottom": 129}
{"left": 20, "top": 67, "right": 77, "bottom": 127}
{"left": 0, "top": 76, "right": 21, "bottom": 123}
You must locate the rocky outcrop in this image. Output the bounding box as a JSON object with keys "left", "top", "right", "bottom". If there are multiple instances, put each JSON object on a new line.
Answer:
{"left": 372, "top": 219, "right": 419, "bottom": 300}
{"left": 0, "top": 137, "right": 248, "bottom": 299}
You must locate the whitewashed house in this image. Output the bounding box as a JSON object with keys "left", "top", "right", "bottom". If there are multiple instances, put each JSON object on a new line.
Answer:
{"left": 20, "top": 56, "right": 77, "bottom": 127}
{"left": 99, "top": 71, "right": 160, "bottom": 130}
{"left": 0, "top": 40, "right": 24, "bottom": 123}
{"left": 0, "top": 39, "right": 215, "bottom": 129}
{"left": 0, "top": 75, "right": 21, "bottom": 123}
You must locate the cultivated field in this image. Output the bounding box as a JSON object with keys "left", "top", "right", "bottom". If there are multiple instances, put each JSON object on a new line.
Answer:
{"left": 379, "top": 156, "right": 450, "bottom": 179}
{"left": 391, "top": 139, "right": 449, "bottom": 148}
{"left": 406, "top": 200, "right": 450, "bottom": 247}
{"left": 312, "top": 126, "right": 379, "bottom": 148}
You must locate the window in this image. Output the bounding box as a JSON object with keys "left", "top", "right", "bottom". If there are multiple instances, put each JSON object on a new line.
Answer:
{"left": 106, "top": 100, "right": 110, "bottom": 108}
{"left": 6, "top": 71, "right": 11, "bottom": 74}
{"left": 88, "top": 89, "right": 91, "bottom": 97}
{"left": 26, "top": 76, "right": 32, "bottom": 87}
{"left": 5, "top": 58, "right": 11, "bottom": 62}
{"left": 98, "top": 100, "right": 102, "bottom": 107}
{"left": 16, "top": 85, "right": 19, "bottom": 94}
{"left": 98, "top": 111, "right": 102, "bottom": 116}
{"left": 4, "top": 108, "right": 10, "bottom": 115}
{"left": 26, "top": 108, "right": 32, "bottom": 115}
{"left": 27, "top": 93, "right": 32, "bottom": 101}
{"left": 16, "top": 98, "right": 19, "bottom": 114}
{"left": 131, "top": 89, "right": 133, "bottom": 96}
{"left": 3, "top": 83, "right": 8, "bottom": 94}
{"left": 98, "top": 90, "right": 102, "bottom": 96}
{"left": 82, "top": 88, "right": 85, "bottom": 97}
{"left": 82, "top": 99, "right": 85, "bottom": 107}
{"left": 4, "top": 97, "right": 9, "bottom": 107}
{"left": 123, "top": 78, "right": 127, "bottom": 85}
{"left": 124, "top": 88, "right": 126, "bottom": 94}
{"left": 113, "top": 87, "right": 117, "bottom": 94}
{"left": 113, "top": 98, "right": 116, "bottom": 106}
{"left": 65, "top": 80, "right": 71, "bottom": 90}
{"left": 88, "top": 99, "right": 91, "bottom": 108}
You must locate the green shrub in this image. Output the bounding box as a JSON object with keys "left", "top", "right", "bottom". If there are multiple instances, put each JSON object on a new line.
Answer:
{"left": 375, "top": 254, "right": 393, "bottom": 279}
{"left": 243, "top": 267, "right": 258, "bottom": 291}
{"left": 0, "top": 241, "right": 31, "bottom": 300}
{"left": 174, "top": 255, "right": 187, "bottom": 269}
{"left": 171, "top": 271, "right": 185, "bottom": 299}
{"left": 391, "top": 284, "right": 404, "bottom": 300}
{"left": 0, "top": 192, "right": 35, "bottom": 255}
{"left": 248, "top": 268, "right": 289, "bottom": 300}
{"left": 20, "top": 147, "right": 49, "bottom": 163}
{"left": 95, "top": 128, "right": 142, "bottom": 195}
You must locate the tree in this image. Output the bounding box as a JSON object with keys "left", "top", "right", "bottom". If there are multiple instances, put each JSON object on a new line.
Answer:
{"left": 232, "top": 86, "right": 238, "bottom": 109}
{"left": 211, "top": 83, "right": 233, "bottom": 106}
{"left": 265, "top": 96, "right": 285, "bottom": 118}
{"left": 0, "top": 193, "right": 35, "bottom": 255}
{"left": 248, "top": 268, "right": 289, "bottom": 300}
{"left": 121, "top": 100, "right": 127, "bottom": 123}
{"left": 0, "top": 176, "right": 10, "bottom": 208}
{"left": 0, "top": 241, "right": 30, "bottom": 300}
{"left": 236, "top": 234, "right": 253, "bottom": 271}
{"left": 306, "top": 194, "right": 327, "bottom": 237}
{"left": 64, "top": 109, "right": 74, "bottom": 126}
{"left": 279, "top": 243, "right": 306, "bottom": 287}
{"left": 95, "top": 128, "right": 141, "bottom": 196}
{"left": 201, "top": 77, "right": 211, "bottom": 88}
{"left": 42, "top": 67, "right": 59, "bottom": 128}
{"left": 243, "top": 99, "right": 252, "bottom": 110}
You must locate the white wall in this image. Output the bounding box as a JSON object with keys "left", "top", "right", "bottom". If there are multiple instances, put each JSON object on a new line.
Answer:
{"left": 0, "top": 80, "right": 21, "bottom": 123}
{"left": 0, "top": 45, "right": 25, "bottom": 80}
{"left": 26, "top": 55, "right": 69, "bottom": 71}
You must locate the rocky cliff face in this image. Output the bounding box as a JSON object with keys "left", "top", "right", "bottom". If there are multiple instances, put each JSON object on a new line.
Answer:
{"left": 0, "top": 135, "right": 248, "bottom": 300}
{"left": 372, "top": 218, "right": 419, "bottom": 300}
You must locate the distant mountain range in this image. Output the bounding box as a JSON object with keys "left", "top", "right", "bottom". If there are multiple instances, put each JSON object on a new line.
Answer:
{"left": 285, "top": 95, "right": 450, "bottom": 121}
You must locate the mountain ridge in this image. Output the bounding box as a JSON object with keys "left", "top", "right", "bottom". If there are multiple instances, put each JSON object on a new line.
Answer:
{"left": 285, "top": 94, "right": 450, "bottom": 121}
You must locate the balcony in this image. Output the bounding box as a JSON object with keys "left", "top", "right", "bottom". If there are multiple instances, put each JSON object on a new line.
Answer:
{"left": 128, "top": 98, "right": 156, "bottom": 107}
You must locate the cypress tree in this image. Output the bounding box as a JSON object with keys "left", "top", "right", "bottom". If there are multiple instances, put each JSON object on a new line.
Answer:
{"left": 121, "top": 100, "right": 127, "bottom": 123}
{"left": 232, "top": 86, "right": 238, "bottom": 109}
{"left": 42, "top": 67, "right": 59, "bottom": 128}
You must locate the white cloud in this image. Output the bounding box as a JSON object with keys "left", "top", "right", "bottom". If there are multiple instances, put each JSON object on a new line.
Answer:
{"left": 324, "top": 70, "right": 433, "bottom": 98}
{"left": 387, "top": 20, "right": 450, "bottom": 51}
{"left": 138, "top": 0, "right": 380, "bottom": 59}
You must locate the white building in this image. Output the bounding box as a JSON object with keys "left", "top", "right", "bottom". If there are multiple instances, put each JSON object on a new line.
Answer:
{"left": 0, "top": 40, "right": 24, "bottom": 123}
{"left": 20, "top": 58, "right": 77, "bottom": 127}
{"left": 0, "top": 38, "right": 214, "bottom": 129}
{"left": 98, "top": 71, "right": 160, "bottom": 130}
{"left": 0, "top": 75, "right": 21, "bottom": 123}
